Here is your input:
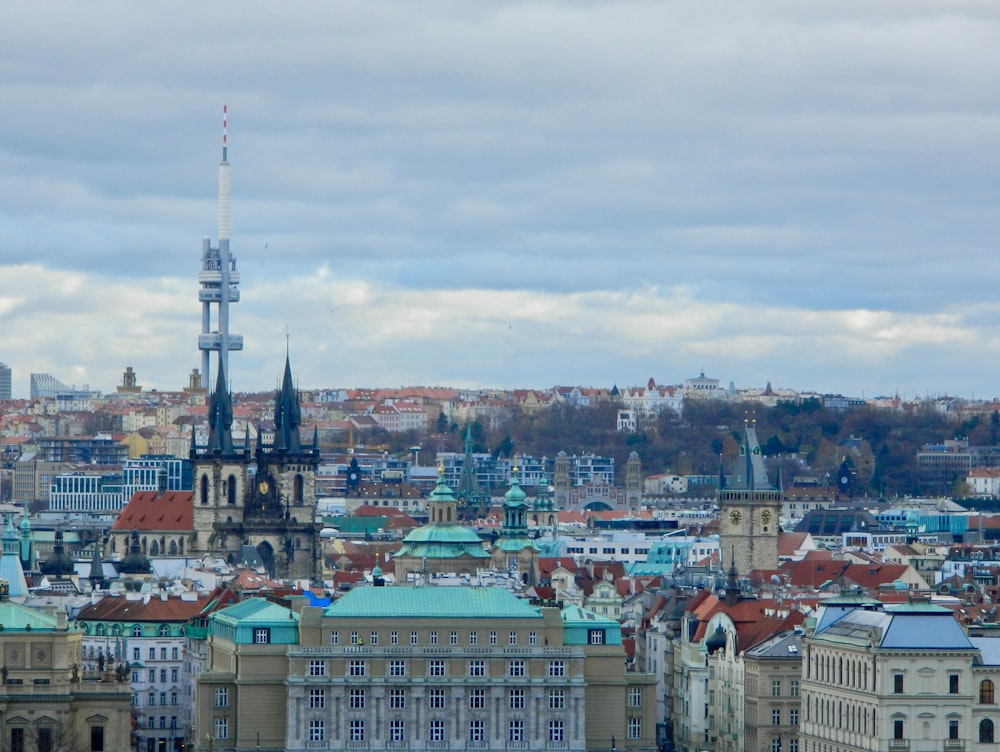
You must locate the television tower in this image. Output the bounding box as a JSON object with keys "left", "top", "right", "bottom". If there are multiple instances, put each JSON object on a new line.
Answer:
{"left": 197, "top": 105, "right": 244, "bottom": 388}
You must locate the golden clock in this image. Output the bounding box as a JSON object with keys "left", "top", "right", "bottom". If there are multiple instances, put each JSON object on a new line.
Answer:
{"left": 258, "top": 480, "right": 270, "bottom": 494}
{"left": 760, "top": 510, "right": 772, "bottom": 525}
{"left": 729, "top": 509, "right": 742, "bottom": 525}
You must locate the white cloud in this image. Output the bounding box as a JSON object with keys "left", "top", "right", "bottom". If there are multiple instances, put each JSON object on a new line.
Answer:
{"left": 0, "top": 2, "right": 999, "bottom": 399}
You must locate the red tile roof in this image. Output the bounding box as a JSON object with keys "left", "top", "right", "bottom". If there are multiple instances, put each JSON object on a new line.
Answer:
{"left": 76, "top": 593, "right": 213, "bottom": 622}
{"left": 111, "top": 490, "right": 193, "bottom": 531}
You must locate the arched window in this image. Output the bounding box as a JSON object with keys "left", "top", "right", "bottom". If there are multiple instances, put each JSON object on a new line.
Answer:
{"left": 158, "top": 625, "right": 170, "bottom": 637}
{"left": 168, "top": 540, "right": 178, "bottom": 556}
{"left": 227, "top": 474, "right": 237, "bottom": 505}
{"left": 981, "top": 679, "right": 996, "bottom": 704}
{"left": 132, "top": 625, "right": 143, "bottom": 637}
{"left": 200, "top": 474, "right": 209, "bottom": 505}
{"left": 96, "top": 624, "right": 105, "bottom": 636}
{"left": 980, "top": 719, "right": 995, "bottom": 744}
{"left": 294, "top": 474, "right": 304, "bottom": 504}
{"left": 150, "top": 540, "right": 159, "bottom": 556}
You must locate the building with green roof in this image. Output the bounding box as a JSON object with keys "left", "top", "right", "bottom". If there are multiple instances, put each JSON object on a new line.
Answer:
{"left": 193, "top": 584, "right": 656, "bottom": 752}
{"left": 0, "top": 588, "right": 133, "bottom": 752}
{"left": 489, "top": 463, "right": 541, "bottom": 584}
{"left": 392, "top": 467, "right": 490, "bottom": 583}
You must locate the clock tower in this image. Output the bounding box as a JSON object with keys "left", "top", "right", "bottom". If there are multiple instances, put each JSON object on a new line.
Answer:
{"left": 718, "top": 421, "right": 782, "bottom": 575}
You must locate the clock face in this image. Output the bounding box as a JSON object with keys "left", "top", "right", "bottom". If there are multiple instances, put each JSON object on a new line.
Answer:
{"left": 760, "top": 510, "right": 772, "bottom": 525}
{"left": 729, "top": 509, "right": 742, "bottom": 525}
{"left": 349, "top": 472, "right": 358, "bottom": 481}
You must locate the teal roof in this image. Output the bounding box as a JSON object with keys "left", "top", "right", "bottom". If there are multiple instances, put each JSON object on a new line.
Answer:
{"left": 561, "top": 604, "right": 621, "bottom": 628}
{"left": 324, "top": 586, "right": 543, "bottom": 620}
{"left": 334, "top": 516, "right": 390, "bottom": 534}
{"left": 212, "top": 598, "right": 299, "bottom": 627}
{"left": 493, "top": 537, "right": 540, "bottom": 553}
{"left": 402, "top": 523, "right": 484, "bottom": 545}
{"left": 394, "top": 541, "right": 491, "bottom": 560}
{"left": 209, "top": 598, "right": 300, "bottom": 645}
{"left": 560, "top": 604, "right": 622, "bottom": 645}
{"left": 0, "top": 601, "right": 61, "bottom": 632}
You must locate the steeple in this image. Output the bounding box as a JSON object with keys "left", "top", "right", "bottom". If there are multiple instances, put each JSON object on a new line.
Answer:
{"left": 1, "top": 516, "right": 28, "bottom": 597}
{"left": 427, "top": 465, "right": 460, "bottom": 525}
{"left": 502, "top": 461, "right": 529, "bottom": 537}
{"left": 89, "top": 543, "right": 106, "bottom": 591}
{"left": 534, "top": 476, "right": 553, "bottom": 513}
{"left": 273, "top": 353, "right": 303, "bottom": 453}
{"left": 205, "top": 359, "right": 235, "bottom": 454}
{"left": 19, "top": 512, "right": 33, "bottom": 572}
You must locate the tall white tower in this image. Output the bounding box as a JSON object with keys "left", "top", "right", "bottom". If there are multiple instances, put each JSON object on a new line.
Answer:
{"left": 197, "top": 105, "right": 244, "bottom": 388}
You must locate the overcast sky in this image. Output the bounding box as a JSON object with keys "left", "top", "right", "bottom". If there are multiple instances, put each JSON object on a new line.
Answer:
{"left": 2, "top": 1, "right": 1000, "bottom": 400}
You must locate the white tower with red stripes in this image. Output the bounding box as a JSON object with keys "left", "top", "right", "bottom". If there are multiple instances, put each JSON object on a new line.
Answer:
{"left": 197, "top": 105, "right": 244, "bottom": 388}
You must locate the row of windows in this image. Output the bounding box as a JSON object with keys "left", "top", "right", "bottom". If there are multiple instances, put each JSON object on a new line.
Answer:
{"left": 143, "top": 691, "right": 180, "bottom": 706}
{"left": 139, "top": 668, "right": 180, "bottom": 683}
{"left": 332, "top": 629, "right": 540, "bottom": 646}
{"left": 290, "top": 718, "right": 627, "bottom": 744}
{"left": 770, "top": 679, "right": 800, "bottom": 697}
{"left": 9, "top": 726, "right": 105, "bottom": 752}
{"left": 325, "top": 687, "right": 571, "bottom": 710}
{"left": 309, "top": 658, "right": 565, "bottom": 678}
{"left": 145, "top": 717, "right": 179, "bottom": 731}
{"left": 769, "top": 708, "right": 799, "bottom": 725}
{"left": 90, "top": 624, "right": 172, "bottom": 637}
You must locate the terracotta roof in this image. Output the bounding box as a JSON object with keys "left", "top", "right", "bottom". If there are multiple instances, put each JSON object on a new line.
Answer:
{"left": 76, "top": 592, "right": 213, "bottom": 622}
{"left": 778, "top": 532, "right": 809, "bottom": 556}
{"left": 230, "top": 568, "right": 283, "bottom": 592}
{"left": 111, "top": 490, "right": 193, "bottom": 531}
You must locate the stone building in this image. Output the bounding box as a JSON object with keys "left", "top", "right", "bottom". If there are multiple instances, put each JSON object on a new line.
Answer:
{"left": 190, "top": 356, "right": 322, "bottom": 581}
{"left": 0, "top": 585, "right": 133, "bottom": 752}
{"left": 718, "top": 423, "right": 782, "bottom": 575}
{"left": 194, "top": 586, "right": 657, "bottom": 752}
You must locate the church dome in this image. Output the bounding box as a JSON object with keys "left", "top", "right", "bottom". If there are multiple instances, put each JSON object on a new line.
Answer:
{"left": 118, "top": 530, "right": 152, "bottom": 575}
{"left": 39, "top": 529, "right": 75, "bottom": 577}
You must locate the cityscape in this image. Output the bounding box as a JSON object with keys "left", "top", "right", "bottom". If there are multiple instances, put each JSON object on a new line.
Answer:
{"left": 5, "top": 4, "right": 1000, "bottom": 752}
{"left": 2, "top": 138, "right": 1000, "bottom": 750}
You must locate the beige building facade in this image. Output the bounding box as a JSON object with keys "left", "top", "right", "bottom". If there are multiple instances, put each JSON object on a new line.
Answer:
{"left": 195, "top": 587, "right": 656, "bottom": 752}
{"left": 0, "top": 591, "right": 133, "bottom": 752}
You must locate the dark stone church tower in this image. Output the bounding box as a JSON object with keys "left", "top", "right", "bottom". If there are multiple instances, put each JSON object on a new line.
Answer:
{"left": 191, "top": 355, "right": 321, "bottom": 581}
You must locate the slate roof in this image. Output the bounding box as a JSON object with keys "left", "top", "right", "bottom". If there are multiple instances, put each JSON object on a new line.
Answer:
{"left": 814, "top": 602, "right": 975, "bottom": 651}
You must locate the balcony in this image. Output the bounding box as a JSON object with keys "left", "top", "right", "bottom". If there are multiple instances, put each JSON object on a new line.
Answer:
{"left": 944, "top": 741, "right": 965, "bottom": 751}
{"left": 889, "top": 740, "right": 910, "bottom": 751}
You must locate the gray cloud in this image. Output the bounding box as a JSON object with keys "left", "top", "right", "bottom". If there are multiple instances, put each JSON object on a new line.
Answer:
{"left": 1, "top": 1, "right": 999, "bottom": 399}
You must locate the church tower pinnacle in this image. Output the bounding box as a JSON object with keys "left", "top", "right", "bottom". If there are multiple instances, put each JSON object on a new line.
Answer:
{"left": 718, "top": 418, "right": 782, "bottom": 575}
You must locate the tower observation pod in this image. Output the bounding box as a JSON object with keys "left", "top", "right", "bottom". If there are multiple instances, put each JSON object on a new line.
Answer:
{"left": 198, "top": 104, "right": 244, "bottom": 388}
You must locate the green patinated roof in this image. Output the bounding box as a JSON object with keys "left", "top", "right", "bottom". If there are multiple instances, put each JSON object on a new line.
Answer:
{"left": 493, "top": 537, "right": 541, "bottom": 553}
{"left": 401, "top": 523, "right": 485, "bottom": 545}
{"left": 0, "top": 601, "right": 61, "bottom": 632}
{"left": 394, "top": 541, "right": 491, "bottom": 560}
{"left": 334, "top": 516, "right": 390, "bottom": 534}
{"left": 561, "top": 604, "right": 621, "bottom": 628}
{"left": 560, "top": 604, "right": 622, "bottom": 645}
{"left": 324, "top": 586, "right": 543, "bottom": 619}
{"left": 212, "top": 598, "right": 299, "bottom": 627}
